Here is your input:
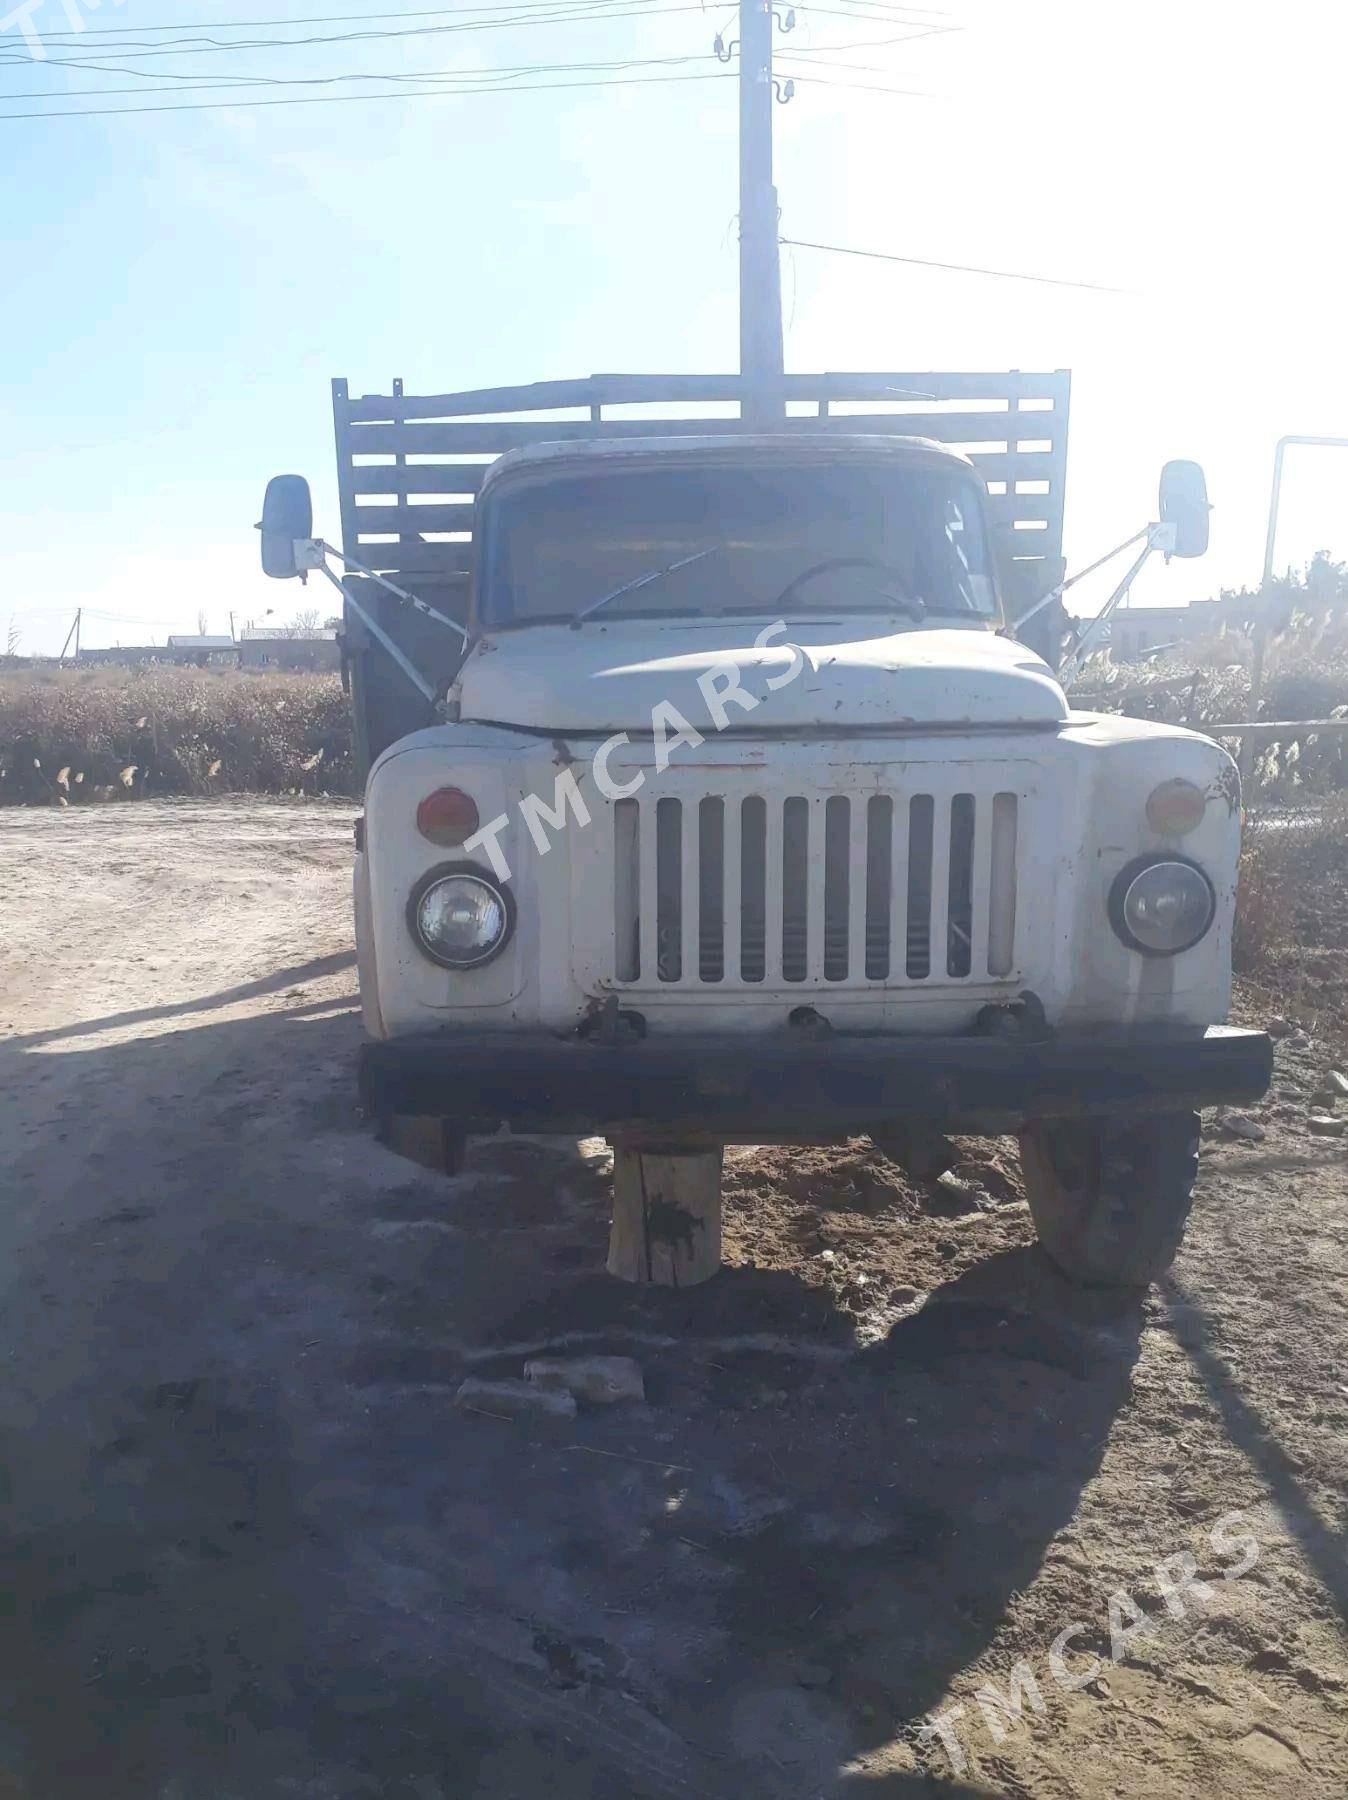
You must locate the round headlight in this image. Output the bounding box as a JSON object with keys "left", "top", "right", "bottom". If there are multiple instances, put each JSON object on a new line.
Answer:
{"left": 409, "top": 865, "right": 514, "bottom": 970}
{"left": 1109, "top": 855, "right": 1215, "bottom": 957}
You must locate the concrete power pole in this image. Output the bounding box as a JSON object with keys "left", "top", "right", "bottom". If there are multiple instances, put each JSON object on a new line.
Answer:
{"left": 59, "top": 608, "right": 81, "bottom": 665}
{"left": 739, "top": 0, "right": 785, "bottom": 425}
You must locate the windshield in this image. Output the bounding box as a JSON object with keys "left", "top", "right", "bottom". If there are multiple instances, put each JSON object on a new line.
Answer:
{"left": 479, "top": 459, "right": 998, "bottom": 627}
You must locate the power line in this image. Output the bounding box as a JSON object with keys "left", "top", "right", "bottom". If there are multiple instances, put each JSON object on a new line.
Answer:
{"left": 0, "top": 0, "right": 941, "bottom": 63}
{"left": 0, "top": 0, "right": 680, "bottom": 85}
{"left": 0, "top": 63, "right": 954, "bottom": 119}
{"left": 781, "top": 20, "right": 957, "bottom": 55}
{"left": 0, "top": 5, "right": 951, "bottom": 96}
{"left": 0, "top": 32, "right": 942, "bottom": 101}
{"left": 0, "top": 48, "right": 722, "bottom": 99}
{"left": 0, "top": 3, "right": 707, "bottom": 67}
{"left": 23, "top": 0, "right": 667, "bottom": 32}
{"left": 6, "top": 604, "right": 175, "bottom": 626}
{"left": 802, "top": 2, "right": 954, "bottom": 20}
{"left": 785, "top": 69, "right": 943, "bottom": 92}
{"left": 782, "top": 62, "right": 932, "bottom": 85}
{"left": 0, "top": 65, "right": 739, "bottom": 119}
{"left": 780, "top": 235, "right": 1132, "bottom": 293}
{"left": 23, "top": 0, "right": 945, "bottom": 34}
{"left": 0, "top": 0, "right": 958, "bottom": 112}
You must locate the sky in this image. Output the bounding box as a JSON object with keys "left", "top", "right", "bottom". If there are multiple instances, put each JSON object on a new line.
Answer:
{"left": 2, "top": 0, "right": 1346, "bottom": 654}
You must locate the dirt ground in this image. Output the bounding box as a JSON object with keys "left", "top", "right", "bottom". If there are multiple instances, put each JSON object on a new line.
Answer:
{"left": 1, "top": 797, "right": 1345, "bottom": 1800}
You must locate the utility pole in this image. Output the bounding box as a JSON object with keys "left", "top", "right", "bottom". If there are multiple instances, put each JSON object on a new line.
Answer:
{"left": 1243, "top": 433, "right": 1348, "bottom": 787}
{"left": 739, "top": 0, "right": 785, "bottom": 425}
{"left": 59, "top": 608, "right": 81, "bottom": 665}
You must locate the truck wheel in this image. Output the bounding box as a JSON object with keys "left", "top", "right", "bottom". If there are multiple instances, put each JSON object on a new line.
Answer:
{"left": 380, "top": 1114, "right": 467, "bottom": 1177}
{"left": 1018, "top": 1112, "right": 1199, "bottom": 1289}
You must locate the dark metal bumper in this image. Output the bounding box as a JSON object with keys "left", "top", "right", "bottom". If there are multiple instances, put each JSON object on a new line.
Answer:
{"left": 358, "top": 1024, "right": 1272, "bottom": 1138}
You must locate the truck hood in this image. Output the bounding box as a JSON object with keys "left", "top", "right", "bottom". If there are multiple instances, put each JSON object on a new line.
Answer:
{"left": 457, "top": 620, "right": 1068, "bottom": 733}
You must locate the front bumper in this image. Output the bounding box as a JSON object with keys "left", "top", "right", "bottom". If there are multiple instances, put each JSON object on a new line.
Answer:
{"left": 359, "top": 1024, "right": 1272, "bottom": 1139}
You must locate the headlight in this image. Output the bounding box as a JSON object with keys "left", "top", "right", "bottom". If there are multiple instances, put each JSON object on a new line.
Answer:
{"left": 408, "top": 864, "right": 514, "bottom": 970}
{"left": 1108, "top": 855, "right": 1215, "bottom": 957}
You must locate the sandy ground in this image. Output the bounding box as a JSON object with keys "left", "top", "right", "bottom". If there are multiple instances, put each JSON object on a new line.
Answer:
{"left": 0, "top": 796, "right": 1345, "bottom": 1800}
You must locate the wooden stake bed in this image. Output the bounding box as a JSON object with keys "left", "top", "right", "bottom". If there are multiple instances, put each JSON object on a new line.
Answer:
{"left": 330, "top": 369, "right": 1071, "bottom": 770}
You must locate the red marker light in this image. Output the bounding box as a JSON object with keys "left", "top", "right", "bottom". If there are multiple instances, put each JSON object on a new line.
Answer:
{"left": 416, "top": 786, "right": 480, "bottom": 847}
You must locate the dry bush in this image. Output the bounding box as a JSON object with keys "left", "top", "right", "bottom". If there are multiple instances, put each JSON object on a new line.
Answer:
{"left": 0, "top": 664, "right": 355, "bottom": 806}
{"left": 1233, "top": 818, "right": 1292, "bottom": 974}
{"left": 1075, "top": 588, "right": 1348, "bottom": 796}
{"left": 1232, "top": 796, "right": 1348, "bottom": 1050}
{"left": 1234, "top": 796, "right": 1348, "bottom": 976}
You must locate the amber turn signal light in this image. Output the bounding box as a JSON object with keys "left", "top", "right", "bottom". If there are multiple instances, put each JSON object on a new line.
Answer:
{"left": 416, "top": 786, "right": 480, "bottom": 847}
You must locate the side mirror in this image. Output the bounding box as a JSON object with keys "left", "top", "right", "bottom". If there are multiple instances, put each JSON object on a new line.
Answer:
{"left": 257, "top": 474, "right": 313, "bottom": 579}
{"left": 1158, "top": 459, "right": 1210, "bottom": 559}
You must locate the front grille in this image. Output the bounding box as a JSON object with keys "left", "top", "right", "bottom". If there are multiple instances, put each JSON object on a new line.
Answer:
{"left": 610, "top": 786, "right": 1021, "bottom": 988}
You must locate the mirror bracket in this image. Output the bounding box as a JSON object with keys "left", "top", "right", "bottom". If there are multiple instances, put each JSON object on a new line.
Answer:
{"left": 293, "top": 538, "right": 326, "bottom": 575}
{"left": 1147, "top": 520, "right": 1178, "bottom": 560}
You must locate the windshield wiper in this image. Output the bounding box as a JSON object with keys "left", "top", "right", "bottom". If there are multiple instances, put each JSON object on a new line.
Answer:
{"left": 568, "top": 545, "right": 719, "bottom": 629}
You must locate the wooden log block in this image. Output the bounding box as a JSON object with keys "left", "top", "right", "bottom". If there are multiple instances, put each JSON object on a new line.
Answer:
{"left": 380, "top": 1114, "right": 466, "bottom": 1176}
{"left": 607, "top": 1147, "right": 724, "bottom": 1287}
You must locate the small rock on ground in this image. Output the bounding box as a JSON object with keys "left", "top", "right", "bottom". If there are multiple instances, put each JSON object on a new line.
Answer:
{"left": 929, "top": 1169, "right": 992, "bottom": 1213}
{"left": 1307, "top": 1115, "right": 1347, "bottom": 1138}
{"left": 455, "top": 1377, "right": 577, "bottom": 1420}
{"left": 524, "top": 1355, "right": 645, "bottom": 1405}
{"left": 1217, "top": 1110, "right": 1266, "bottom": 1143}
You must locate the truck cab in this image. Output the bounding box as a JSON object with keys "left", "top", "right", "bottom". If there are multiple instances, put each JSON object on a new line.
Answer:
{"left": 260, "top": 374, "right": 1271, "bottom": 1290}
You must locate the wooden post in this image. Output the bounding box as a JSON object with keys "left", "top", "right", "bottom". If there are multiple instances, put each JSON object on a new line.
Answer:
{"left": 608, "top": 1147, "right": 724, "bottom": 1287}
{"left": 381, "top": 1114, "right": 466, "bottom": 1176}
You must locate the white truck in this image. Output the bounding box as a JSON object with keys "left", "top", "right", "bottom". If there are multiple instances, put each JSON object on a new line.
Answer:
{"left": 257, "top": 371, "right": 1271, "bottom": 1290}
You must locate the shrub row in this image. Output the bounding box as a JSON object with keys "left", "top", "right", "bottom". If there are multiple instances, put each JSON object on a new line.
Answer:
{"left": 0, "top": 665, "right": 357, "bottom": 805}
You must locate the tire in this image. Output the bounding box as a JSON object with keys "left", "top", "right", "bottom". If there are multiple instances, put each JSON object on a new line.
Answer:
{"left": 1018, "top": 1111, "right": 1200, "bottom": 1288}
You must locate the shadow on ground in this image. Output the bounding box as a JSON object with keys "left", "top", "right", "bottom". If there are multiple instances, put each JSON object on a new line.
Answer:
{"left": 0, "top": 990, "right": 1146, "bottom": 1799}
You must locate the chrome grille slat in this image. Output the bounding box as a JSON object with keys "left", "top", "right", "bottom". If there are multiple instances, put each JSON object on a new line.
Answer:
{"left": 739, "top": 796, "right": 767, "bottom": 983}
{"left": 821, "top": 796, "right": 850, "bottom": 983}
{"left": 969, "top": 797, "right": 996, "bottom": 982}
{"left": 925, "top": 795, "right": 952, "bottom": 981}
{"left": 721, "top": 796, "right": 742, "bottom": 984}
{"left": 846, "top": 796, "right": 870, "bottom": 981}
{"left": 697, "top": 797, "right": 725, "bottom": 983}
{"left": 637, "top": 798, "right": 660, "bottom": 984}
{"left": 614, "top": 796, "right": 640, "bottom": 982}
{"left": 945, "top": 793, "right": 976, "bottom": 979}
{"left": 905, "top": 795, "right": 934, "bottom": 978}
{"left": 680, "top": 796, "right": 700, "bottom": 986}
{"left": 886, "top": 792, "right": 909, "bottom": 983}
{"left": 763, "top": 799, "right": 785, "bottom": 987}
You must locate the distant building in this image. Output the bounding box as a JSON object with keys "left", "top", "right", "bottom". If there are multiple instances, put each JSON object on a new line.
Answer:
{"left": 165, "top": 635, "right": 238, "bottom": 666}
{"left": 1108, "top": 607, "right": 1195, "bottom": 663}
{"left": 238, "top": 627, "right": 341, "bottom": 672}
{"left": 1107, "top": 589, "right": 1296, "bottom": 663}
